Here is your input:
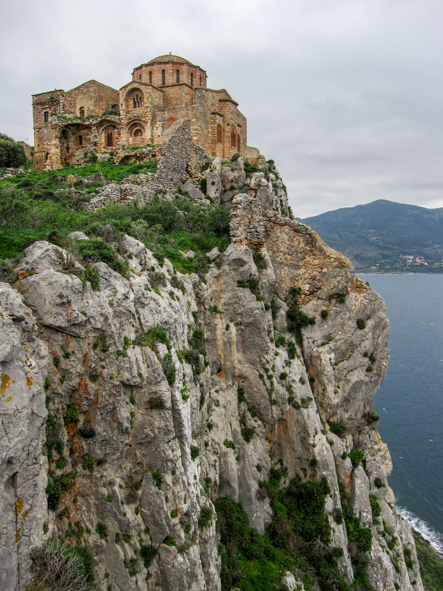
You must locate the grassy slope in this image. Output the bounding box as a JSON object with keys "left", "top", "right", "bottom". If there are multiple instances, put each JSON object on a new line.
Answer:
{"left": 414, "top": 533, "right": 443, "bottom": 591}
{"left": 0, "top": 162, "right": 230, "bottom": 275}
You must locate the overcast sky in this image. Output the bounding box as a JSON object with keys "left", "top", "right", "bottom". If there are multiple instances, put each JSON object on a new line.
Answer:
{"left": 1, "top": 0, "right": 442, "bottom": 217}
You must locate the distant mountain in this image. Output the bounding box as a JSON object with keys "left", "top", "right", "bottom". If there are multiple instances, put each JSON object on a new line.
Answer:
{"left": 302, "top": 200, "right": 443, "bottom": 272}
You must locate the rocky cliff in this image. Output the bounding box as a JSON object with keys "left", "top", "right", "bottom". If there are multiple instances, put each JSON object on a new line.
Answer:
{"left": 0, "top": 150, "right": 424, "bottom": 591}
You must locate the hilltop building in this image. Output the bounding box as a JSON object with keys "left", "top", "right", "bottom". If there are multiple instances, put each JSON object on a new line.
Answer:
{"left": 32, "top": 54, "right": 248, "bottom": 171}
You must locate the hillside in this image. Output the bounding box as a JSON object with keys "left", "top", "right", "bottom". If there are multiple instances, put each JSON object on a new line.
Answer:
{"left": 302, "top": 200, "right": 443, "bottom": 273}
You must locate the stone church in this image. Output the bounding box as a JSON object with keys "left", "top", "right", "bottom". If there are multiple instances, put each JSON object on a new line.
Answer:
{"left": 32, "top": 54, "right": 248, "bottom": 171}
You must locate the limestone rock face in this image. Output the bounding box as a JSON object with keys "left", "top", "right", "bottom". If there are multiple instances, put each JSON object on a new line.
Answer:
{"left": 2, "top": 196, "right": 423, "bottom": 590}
{"left": 0, "top": 284, "right": 48, "bottom": 591}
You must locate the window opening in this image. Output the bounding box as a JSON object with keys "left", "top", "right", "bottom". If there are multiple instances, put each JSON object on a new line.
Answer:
{"left": 106, "top": 132, "right": 113, "bottom": 147}
{"left": 78, "top": 135, "right": 83, "bottom": 146}
{"left": 79, "top": 107, "right": 85, "bottom": 118}
{"left": 190, "top": 73, "right": 193, "bottom": 87}
{"left": 44, "top": 111, "right": 49, "bottom": 123}
{"left": 149, "top": 71, "right": 152, "bottom": 84}
{"left": 217, "top": 124, "right": 222, "bottom": 144}
{"left": 139, "top": 74, "right": 141, "bottom": 80}
{"left": 162, "top": 69, "right": 166, "bottom": 85}
{"left": 231, "top": 128, "right": 236, "bottom": 147}
{"left": 176, "top": 69, "right": 180, "bottom": 83}
{"left": 133, "top": 128, "right": 143, "bottom": 137}
{"left": 237, "top": 135, "right": 241, "bottom": 152}
{"left": 132, "top": 93, "right": 142, "bottom": 108}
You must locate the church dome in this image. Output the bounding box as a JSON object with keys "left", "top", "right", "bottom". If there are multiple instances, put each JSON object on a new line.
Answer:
{"left": 146, "top": 54, "right": 197, "bottom": 67}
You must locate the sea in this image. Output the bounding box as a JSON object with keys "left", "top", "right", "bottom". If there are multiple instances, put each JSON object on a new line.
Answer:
{"left": 358, "top": 273, "right": 443, "bottom": 554}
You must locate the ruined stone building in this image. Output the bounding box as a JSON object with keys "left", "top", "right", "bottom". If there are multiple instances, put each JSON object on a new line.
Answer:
{"left": 32, "top": 54, "right": 248, "bottom": 171}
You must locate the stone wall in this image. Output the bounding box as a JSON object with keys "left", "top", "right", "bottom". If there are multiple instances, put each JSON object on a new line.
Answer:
{"left": 86, "top": 119, "right": 206, "bottom": 211}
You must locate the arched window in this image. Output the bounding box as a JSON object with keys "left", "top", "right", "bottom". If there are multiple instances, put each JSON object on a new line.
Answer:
{"left": 217, "top": 124, "right": 223, "bottom": 144}
{"left": 176, "top": 69, "right": 180, "bottom": 83}
{"left": 79, "top": 107, "right": 85, "bottom": 118}
{"left": 132, "top": 93, "right": 142, "bottom": 108}
{"left": 133, "top": 128, "right": 143, "bottom": 137}
{"left": 237, "top": 135, "right": 241, "bottom": 152}
{"left": 190, "top": 73, "right": 193, "bottom": 87}
{"left": 139, "top": 74, "right": 141, "bottom": 80}
{"left": 162, "top": 69, "right": 166, "bottom": 85}
{"left": 149, "top": 71, "right": 152, "bottom": 84}
{"left": 200, "top": 74, "right": 202, "bottom": 86}
{"left": 231, "top": 128, "right": 236, "bottom": 147}
{"left": 106, "top": 131, "right": 114, "bottom": 147}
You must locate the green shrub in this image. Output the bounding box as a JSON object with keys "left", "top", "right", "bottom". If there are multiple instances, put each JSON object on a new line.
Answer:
{"left": 95, "top": 522, "right": 108, "bottom": 540}
{"left": 183, "top": 349, "right": 202, "bottom": 374}
{"left": 162, "top": 353, "right": 176, "bottom": 385}
{"left": 370, "top": 495, "right": 381, "bottom": 520}
{"left": 46, "top": 477, "right": 61, "bottom": 511}
{"left": 190, "top": 445, "right": 200, "bottom": 460}
{"left": 328, "top": 421, "right": 346, "bottom": 437}
{"left": 198, "top": 507, "right": 213, "bottom": 528}
{"left": 56, "top": 457, "right": 68, "bottom": 470}
{"left": 288, "top": 340, "right": 296, "bottom": 360}
{"left": 241, "top": 427, "right": 256, "bottom": 443}
{"left": 135, "top": 325, "right": 170, "bottom": 349}
{"left": 152, "top": 470, "right": 163, "bottom": 489}
{"left": 82, "top": 266, "right": 100, "bottom": 291}
{"left": 356, "top": 318, "right": 366, "bottom": 330}
{"left": 275, "top": 333, "right": 286, "bottom": 348}
{"left": 149, "top": 396, "right": 166, "bottom": 409}
{"left": 349, "top": 449, "right": 365, "bottom": 469}
{"left": 83, "top": 456, "right": 95, "bottom": 473}
{"left": 140, "top": 544, "right": 158, "bottom": 568}
{"left": 374, "top": 477, "right": 385, "bottom": 489}
{"left": 64, "top": 404, "right": 79, "bottom": 425}
{"left": 237, "top": 274, "right": 260, "bottom": 295}
{"left": 223, "top": 439, "right": 236, "bottom": 450}
{"left": 321, "top": 309, "right": 329, "bottom": 319}
{"left": 253, "top": 251, "right": 267, "bottom": 270}
{"left": 237, "top": 386, "right": 246, "bottom": 402}
{"left": 78, "top": 422, "right": 96, "bottom": 439}
{"left": 189, "top": 328, "right": 206, "bottom": 355}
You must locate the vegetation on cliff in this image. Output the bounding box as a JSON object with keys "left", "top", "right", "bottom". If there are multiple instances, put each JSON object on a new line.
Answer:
{"left": 0, "top": 161, "right": 230, "bottom": 274}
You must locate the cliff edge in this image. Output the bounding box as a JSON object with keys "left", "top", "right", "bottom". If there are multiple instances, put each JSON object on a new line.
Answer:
{"left": 0, "top": 140, "right": 424, "bottom": 591}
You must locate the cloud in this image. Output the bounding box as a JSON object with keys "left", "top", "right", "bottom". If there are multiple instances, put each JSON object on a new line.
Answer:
{"left": 1, "top": 0, "right": 442, "bottom": 216}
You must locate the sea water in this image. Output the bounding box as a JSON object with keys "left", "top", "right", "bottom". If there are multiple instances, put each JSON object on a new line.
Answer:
{"left": 358, "top": 273, "right": 443, "bottom": 553}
